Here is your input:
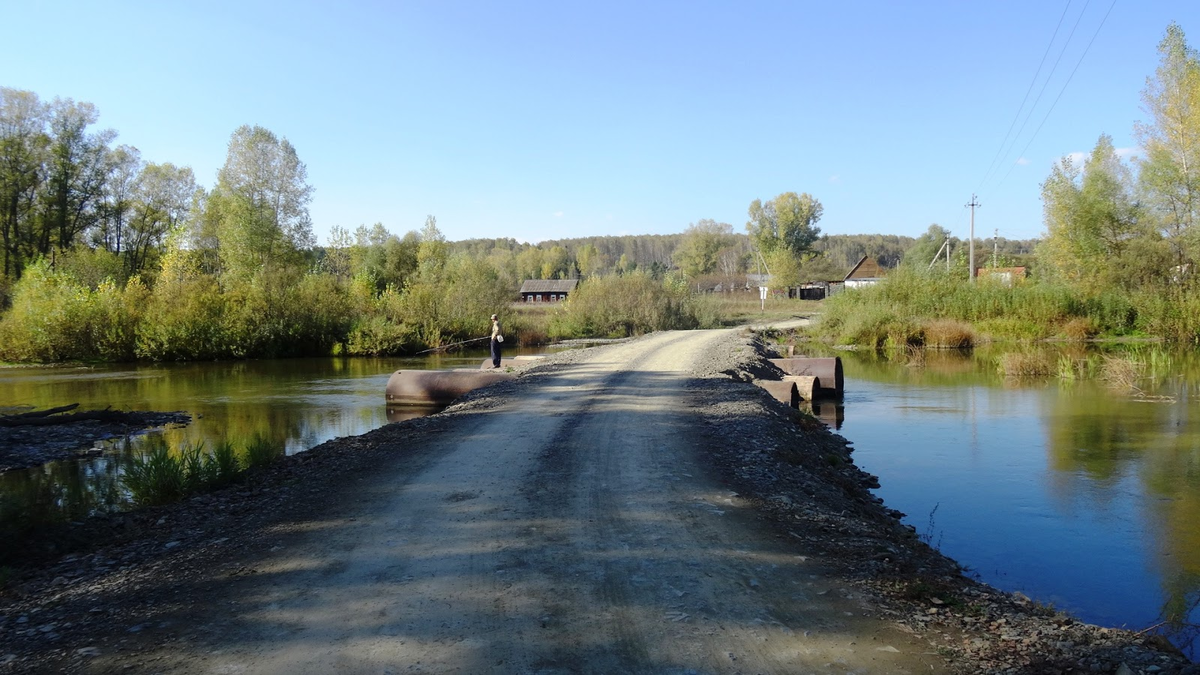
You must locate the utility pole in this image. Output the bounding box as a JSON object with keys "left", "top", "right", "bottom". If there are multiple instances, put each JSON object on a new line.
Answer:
{"left": 966, "top": 194, "right": 981, "bottom": 281}
{"left": 993, "top": 228, "right": 999, "bottom": 268}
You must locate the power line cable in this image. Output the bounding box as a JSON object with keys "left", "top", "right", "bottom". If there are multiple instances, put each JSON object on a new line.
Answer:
{"left": 996, "top": 0, "right": 1118, "bottom": 188}
{"left": 983, "top": 0, "right": 1094, "bottom": 193}
{"left": 976, "top": 1, "right": 1075, "bottom": 191}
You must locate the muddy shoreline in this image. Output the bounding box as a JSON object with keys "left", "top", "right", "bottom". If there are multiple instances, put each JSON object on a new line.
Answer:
{"left": 0, "top": 409, "right": 191, "bottom": 473}
{"left": 0, "top": 332, "right": 1194, "bottom": 673}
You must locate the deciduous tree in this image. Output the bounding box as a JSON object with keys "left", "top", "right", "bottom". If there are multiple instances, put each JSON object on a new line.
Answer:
{"left": 41, "top": 98, "right": 115, "bottom": 257}
{"left": 210, "top": 125, "right": 314, "bottom": 277}
{"left": 1135, "top": 22, "right": 1200, "bottom": 274}
{"left": 0, "top": 88, "right": 48, "bottom": 279}
{"left": 1040, "top": 135, "right": 1148, "bottom": 290}
{"left": 902, "top": 224, "right": 954, "bottom": 269}
{"left": 675, "top": 219, "right": 734, "bottom": 278}
{"left": 746, "top": 192, "right": 823, "bottom": 257}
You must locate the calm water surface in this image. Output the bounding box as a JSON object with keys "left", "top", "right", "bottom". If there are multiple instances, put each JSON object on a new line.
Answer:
{"left": 837, "top": 348, "right": 1200, "bottom": 657}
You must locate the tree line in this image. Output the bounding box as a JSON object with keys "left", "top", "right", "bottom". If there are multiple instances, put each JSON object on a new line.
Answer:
{"left": 0, "top": 74, "right": 1060, "bottom": 364}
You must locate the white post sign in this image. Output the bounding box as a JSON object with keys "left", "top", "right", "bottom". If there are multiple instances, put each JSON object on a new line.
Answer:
{"left": 759, "top": 286, "right": 768, "bottom": 311}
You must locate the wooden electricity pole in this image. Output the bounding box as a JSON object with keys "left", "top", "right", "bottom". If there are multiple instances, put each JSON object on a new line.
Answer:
{"left": 966, "top": 194, "right": 981, "bottom": 281}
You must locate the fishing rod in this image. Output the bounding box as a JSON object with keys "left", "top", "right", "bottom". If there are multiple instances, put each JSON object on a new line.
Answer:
{"left": 415, "top": 336, "right": 491, "bottom": 355}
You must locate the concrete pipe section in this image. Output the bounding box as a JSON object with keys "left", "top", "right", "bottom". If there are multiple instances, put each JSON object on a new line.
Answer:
{"left": 385, "top": 370, "right": 514, "bottom": 406}
{"left": 755, "top": 380, "right": 800, "bottom": 409}
{"left": 769, "top": 357, "right": 844, "bottom": 397}
{"left": 782, "top": 375, "right": 821, "bottom": 401}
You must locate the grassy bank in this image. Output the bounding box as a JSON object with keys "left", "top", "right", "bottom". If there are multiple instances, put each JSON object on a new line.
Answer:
{"left": 810, "top": 268, "right": 1200, "bottom": 349}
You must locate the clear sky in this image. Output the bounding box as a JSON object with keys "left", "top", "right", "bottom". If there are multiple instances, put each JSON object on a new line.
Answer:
{"left": 3, "top": 1, "right": 1192, "bottom": 245}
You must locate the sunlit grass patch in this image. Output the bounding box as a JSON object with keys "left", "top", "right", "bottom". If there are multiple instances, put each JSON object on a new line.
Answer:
{"left": 1058, "top": 317, "right": 1098, "bottom": 341}
{"left": 973, "top": 317, "right": 1048, "bottom": 341}
{"left": 922, "top": 319, "right": 975, "bottom": 349}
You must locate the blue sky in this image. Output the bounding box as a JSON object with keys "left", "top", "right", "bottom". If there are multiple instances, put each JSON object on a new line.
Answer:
{"left": 3, "top": 1, "right": 1191, "bottom": 245}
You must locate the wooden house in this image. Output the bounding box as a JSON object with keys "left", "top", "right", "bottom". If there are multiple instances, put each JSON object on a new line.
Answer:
{"left": 519, "top": 279, "right": 578, "bottom": 303}
{"left": 844, "top": 256, "right": 886, "bottom": 288}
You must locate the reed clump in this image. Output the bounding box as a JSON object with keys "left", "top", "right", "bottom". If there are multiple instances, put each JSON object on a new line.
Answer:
{"left": 1099, "top": 355, "right": 1141, "bottom": 390}
{"left": 1058, "top": 317, "right": 1098, "bottom": 341}
{"left": 922, "top": 319, "right": 976, "bottom": 349}
{"left": 123, "top": 435, "right": 285, "bottom": 505}
{"left": 997, "top": 352, "right": 1055, "bottom": 378}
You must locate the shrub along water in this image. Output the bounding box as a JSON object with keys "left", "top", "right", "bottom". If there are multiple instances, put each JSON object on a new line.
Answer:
{"left": 0, "top": 250, "right": 533, "bottom": 362}
{"left": 812, "top": 268, "right": 1163, "bottom": 348}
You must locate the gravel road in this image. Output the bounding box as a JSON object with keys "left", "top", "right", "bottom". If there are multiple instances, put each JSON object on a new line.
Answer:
{"left": 109, "top": 330, "right": 940, "bottom": 673}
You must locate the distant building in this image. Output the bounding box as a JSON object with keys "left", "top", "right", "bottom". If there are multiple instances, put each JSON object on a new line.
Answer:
{"left": 519, "top": 279, "right": 578, "bottom": 303}
{"left": 796, "top": 281, "right": 831, "bottom": 300}
{"left": 976, "top": 266, "right": 1028, "bottom": 286}
{"left": 746, "top": 273, "right": 770, "bottom": 289}
{"left": 844, "top": 256, "right": 886, "bottom": 288}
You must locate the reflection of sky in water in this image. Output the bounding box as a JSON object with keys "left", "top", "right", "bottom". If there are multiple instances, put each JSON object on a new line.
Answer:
{"left": 839, "top": 375, "right": 1188, "bottom": 651}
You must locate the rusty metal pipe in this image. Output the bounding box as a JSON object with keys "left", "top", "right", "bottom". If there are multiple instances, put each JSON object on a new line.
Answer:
{"left": 385, "top": 370, "right": 514, "bottom": 406}
{"left": 769, "top": 357, "right": 843, "bottom": 397}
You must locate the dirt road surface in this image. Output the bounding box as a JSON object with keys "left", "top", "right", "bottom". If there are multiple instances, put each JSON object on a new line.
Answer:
{"left": 46, "top": 329, "right": 938, "bottom": 674}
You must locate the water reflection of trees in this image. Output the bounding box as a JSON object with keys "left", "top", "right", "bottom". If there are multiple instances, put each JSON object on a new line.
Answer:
{"left": 0, "top": 450, "right": 127, "bottom": 562}
{"left": 1044, "top": 357, "right": 1200, "bottom": 654}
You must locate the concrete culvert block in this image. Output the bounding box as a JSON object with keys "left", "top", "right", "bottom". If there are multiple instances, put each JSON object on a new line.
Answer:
{"left": 756, "top": 380, "right": 800, "bottom": 409}
{"left": 769, "top": 357, "right": 843, "bottom": 397}
{"left": 782, "top": 375, "right": 820, "bottom": 401}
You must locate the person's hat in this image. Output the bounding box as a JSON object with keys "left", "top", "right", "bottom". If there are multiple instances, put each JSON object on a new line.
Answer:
{"left": 491, "top": 314, "right": 497, "bottom": 320}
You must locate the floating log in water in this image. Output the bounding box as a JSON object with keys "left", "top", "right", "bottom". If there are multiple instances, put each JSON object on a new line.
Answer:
{"left": 1, "top": 403, "right": 80, "bottom": 421}
{"left": 783, "top": 375, "right": 820, "bottom": 401}
{"left": 755, "top": 380, "right": 799, "bottom": 408}
{"left": 385, "top": 370, "right": 514, "bottom": 406}
{"left": 0, "top": 404, "right": 140, "bottom": 428}
{"left": 769, "top": 357, "right": 843, "bottom": 397}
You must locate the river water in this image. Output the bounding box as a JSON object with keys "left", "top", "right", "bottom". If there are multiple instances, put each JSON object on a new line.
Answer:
{"left": 836, "top": 347, "right": 1200, "bottom": 658}
{"left": 1, "top": 343, "right": 1197, "bottom": 656}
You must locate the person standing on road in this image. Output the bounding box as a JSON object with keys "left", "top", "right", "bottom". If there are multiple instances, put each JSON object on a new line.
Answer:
{"left": 490, "top": 314, "right": 503, "bottom": 368}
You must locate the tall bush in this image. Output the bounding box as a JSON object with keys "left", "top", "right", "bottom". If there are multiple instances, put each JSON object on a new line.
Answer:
{"left": 135, "top": 250, "right": 230, "bottom": 360}
{"left": 0, "top": 259, "right": 147, "bottom": 362}
{"left": 549, "top": 272, "right": 704, "bottom": 338}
